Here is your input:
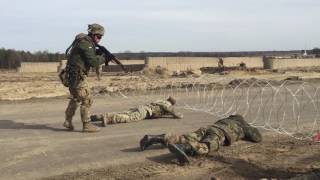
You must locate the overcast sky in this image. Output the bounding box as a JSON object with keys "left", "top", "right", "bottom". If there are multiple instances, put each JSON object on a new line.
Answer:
{"left": 0, "top": 0, "right": 319, "bottom": 53}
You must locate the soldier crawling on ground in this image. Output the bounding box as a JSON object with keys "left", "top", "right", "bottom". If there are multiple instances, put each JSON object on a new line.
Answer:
{"left": 140, "top": 114, "right": 262, "bottom": 165}
{"left": 90, "top": 96, "right": 183, "bottom": 126}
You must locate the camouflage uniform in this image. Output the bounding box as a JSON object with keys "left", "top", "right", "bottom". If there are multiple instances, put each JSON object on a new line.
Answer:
{"left": 140, "top": 115, "right": 262, "bottom": 164}
{"left": 218, "top": 58, "right": 224, "bottom": 72}
{"left": 64, "top": 24, "right": 105, "bottom": 132}
{"left": 163, "top": 115, "right": 250, "bottom": 155}
{"left": 92, "top": 99, "right": 182, "bottom": 125}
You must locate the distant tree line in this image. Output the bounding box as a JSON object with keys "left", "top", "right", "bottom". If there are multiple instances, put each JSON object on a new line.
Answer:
{"left": 310, "top": 48, "right": 320, "bottom": 57}
{"left": 0, "top": 48, "right": 65, "bottom": 69}
{"left": 1, "top": 47, "right": 319, "bottom": 69}
{"left": 114, "top": 50, "right": 304, "bottom": 60}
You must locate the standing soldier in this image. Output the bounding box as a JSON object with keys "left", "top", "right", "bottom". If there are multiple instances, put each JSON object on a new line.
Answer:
{"left": 90, "top": 96, "right": 183, "bottom": 126}
{"left": 63, "top": 24, "right": 107, "bottom": 132}
{"left": 140, "top": 115, "right": 262, "bottom": 165}
{"left": 218, "top": 57, "right": 224, "bottom": 72}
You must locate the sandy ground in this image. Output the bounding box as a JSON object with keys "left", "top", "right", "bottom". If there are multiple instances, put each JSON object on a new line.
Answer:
{"left": 1, "top": 69, "right": 320, "bottom": 101}
{"left": 43, "top": 134, "right": 320, "bottom": 180}
{"left": 1, "top": 95, "right": 320, "bottom": 180}
{"left": 1, "top": 69, "right": 320, "bottom": 180}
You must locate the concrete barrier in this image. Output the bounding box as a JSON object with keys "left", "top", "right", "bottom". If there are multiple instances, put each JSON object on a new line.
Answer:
{"left": 103, "top": 64, "right": 145, "bottom": 72}
{"left": 18, "top": 62, "right": 60, "bottom": 73}
{"left": 56, "top": 59, "right": 145, "bottom": 73}
{"left": 263, "top": 58, "right": 320, "bottom": 69}
{"left": 108, "top": 59, "right": 145, "bottom": 65}
{"left": 223, "top": 57, "right": 263, "bottom": 68}
{"left": 104, "top": 59, "right": 145, "bottom": 72}
{"left": 146, "top": 57, "right": 264, "bottom": 71}
{"left": 147, "top": 57, "right": 220, "bottom": 71}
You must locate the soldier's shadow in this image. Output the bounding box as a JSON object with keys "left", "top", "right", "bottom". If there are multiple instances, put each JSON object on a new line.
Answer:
{"left": 146, "top": 154, "right": 310, "bottom": 178}
{"left": 120, "top": 144, "right": 165, "bottom": 152}
{"left": 121, "top": 145, "right": 165, "bottom": 153}
{"left": 121, "top": 145, "right": 176, "bottom": 164}
{"left": 146, "top": 153, "right": 176, "bottom": 164}
{"left": 209, "top": 155, "right": 302, "bottom": 179}
{"left": 120, "top": 147, "right": 141, "bottom": 152}
{"left": 0, "top": 119, "right": 79, "bottom": 132}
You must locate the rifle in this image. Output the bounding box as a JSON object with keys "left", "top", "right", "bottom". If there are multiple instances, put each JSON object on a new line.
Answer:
{"left": 96, "top": 44, "right": 127, "bottom": 72}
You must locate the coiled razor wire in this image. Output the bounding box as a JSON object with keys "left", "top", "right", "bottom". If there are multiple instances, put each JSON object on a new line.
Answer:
{"left": 106, "top": 75, "right": 320, "bottom": 140}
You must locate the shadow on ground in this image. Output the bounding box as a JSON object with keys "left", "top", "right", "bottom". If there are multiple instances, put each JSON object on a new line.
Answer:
{"left": 147, "top": 153, "right": 176, "bottom": 164}
{"left": 121, "top": 144, "right": 166, "bottom": 153}
{"left": 0, "top": 120, "right": 80, "bottom": 132}
{"left": 209, "top": 155, "right": 316, "bottom": 179}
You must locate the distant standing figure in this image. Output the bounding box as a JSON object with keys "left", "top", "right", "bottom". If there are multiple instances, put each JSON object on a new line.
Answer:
{"left": 218, "top": 57, "right": 224, "bottom": 72}
{"left": 239, "top": 62, "right": 246, "bottom": 70}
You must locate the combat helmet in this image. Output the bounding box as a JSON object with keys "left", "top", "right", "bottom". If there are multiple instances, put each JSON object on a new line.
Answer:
{"left": 88, "top": 23, "right": 105, "bottom": 36}
{"left": 167, "top": 96, "right": 176, "bottom": 105}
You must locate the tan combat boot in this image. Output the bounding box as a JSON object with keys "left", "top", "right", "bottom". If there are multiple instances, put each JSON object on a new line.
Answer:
{"left": 82, "top": 122, "right": 100, "bottom": 133}
{"left": 63, "top": 120, "right": 74, "bottom": 131}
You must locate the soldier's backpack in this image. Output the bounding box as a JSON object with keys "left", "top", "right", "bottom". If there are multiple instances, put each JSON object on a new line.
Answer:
{"left": 59, "top": 33, "right": 89, "bottom": 87}
{"left": 65, "top": 33, "right": 88, "bottom": 57}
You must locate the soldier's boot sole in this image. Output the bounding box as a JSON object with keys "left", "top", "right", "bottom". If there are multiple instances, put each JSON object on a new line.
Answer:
{"left": 168, "top": 144, "right": 190, "bottom": 165}
{"left": 63, "top": 121, "right": 74, "bottom": 131}
{"left": 140, "top": 135, "right": 149, "bottom": 151}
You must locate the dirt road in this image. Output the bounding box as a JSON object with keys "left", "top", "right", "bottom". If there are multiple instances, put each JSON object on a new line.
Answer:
{"left": 1, "top": 92, "right": 320, "bottom": 180}
{"left": 0, "top": 96, "right": 215, "bottom": 180}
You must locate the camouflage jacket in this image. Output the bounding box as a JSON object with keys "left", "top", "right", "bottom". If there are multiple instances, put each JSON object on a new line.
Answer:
{"left": 210, "top": 115, "right": 245, "bottom": 145}
{"left": 66, "top": 33, "right": 105, "bottom": 75}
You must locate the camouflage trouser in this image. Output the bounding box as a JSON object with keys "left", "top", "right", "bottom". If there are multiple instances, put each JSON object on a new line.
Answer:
{"left": 164, "top": 115, "right": 246, "bottom": 155}
{"left": 164, "top": 127, "right": 225, "bottom": 155}
{"left": 105, "top": 106, "right": 149, "bottom": 124}
{"left": 65, "top": 76, "right": 93, "bottom": 123}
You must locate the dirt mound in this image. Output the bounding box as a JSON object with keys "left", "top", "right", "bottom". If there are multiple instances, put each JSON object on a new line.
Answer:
{"left": 42, "top": 134, "right": 320, "bottom": 180}
{"left": 142, "top": 66, "right": 170, "bottom": 78}
{"left": 172, "top": 70, "right": 201, "bottom": 78}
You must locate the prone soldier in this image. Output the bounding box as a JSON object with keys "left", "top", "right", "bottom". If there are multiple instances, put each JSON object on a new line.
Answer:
{"left": 140, "top": 114, "right": 262, "bottom": 165}
{"left": 90, "top": 96, "right": 183, "bottom": 126}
